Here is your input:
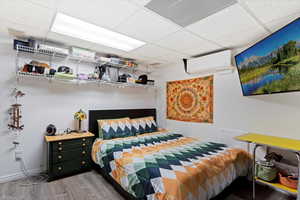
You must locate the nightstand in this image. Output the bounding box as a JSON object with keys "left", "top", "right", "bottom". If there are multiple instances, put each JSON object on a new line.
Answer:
{"left": 45, "top": 132, "right": 95, "bottom": 181}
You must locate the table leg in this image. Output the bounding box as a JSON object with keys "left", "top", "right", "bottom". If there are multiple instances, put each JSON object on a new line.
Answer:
{"left": 252, "top": 144, "right": 260, "bottom": 200}
{"left": 295, "top": 152, "right": 300, "bottom": 200}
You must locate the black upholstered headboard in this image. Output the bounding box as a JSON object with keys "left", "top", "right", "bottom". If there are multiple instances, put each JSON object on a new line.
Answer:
{"left": 88, "top": 108, "right": 157, "bottom": 138}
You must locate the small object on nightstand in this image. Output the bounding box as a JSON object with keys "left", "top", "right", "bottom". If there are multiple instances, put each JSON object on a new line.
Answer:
{"left": 46, "top": 124, "right": 56, "bottom": 136}
{"left": 45, "top": 132, "right": 95, "bottom": 181}
{"left": 74, "top": 109, "right": 87, "bottom": 133}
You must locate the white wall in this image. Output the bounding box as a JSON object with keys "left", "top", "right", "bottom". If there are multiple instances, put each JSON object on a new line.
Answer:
{"left": 154, "top": 53, "right": 300, "bottom": 164}
{"left": 0, "top": 38, "right": 156, "bottom": 181}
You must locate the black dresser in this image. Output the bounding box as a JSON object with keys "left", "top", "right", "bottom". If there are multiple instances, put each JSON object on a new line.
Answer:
{"left": 45, "top": 132, "right": 95, "bottom": 181}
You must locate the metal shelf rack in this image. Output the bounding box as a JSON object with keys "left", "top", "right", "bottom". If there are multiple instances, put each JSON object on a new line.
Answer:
{"left": 15, "top": 45, "right": 155, "bottom": 89}
{"left": 235, "top": 133, "right": 300, "bottom": 200}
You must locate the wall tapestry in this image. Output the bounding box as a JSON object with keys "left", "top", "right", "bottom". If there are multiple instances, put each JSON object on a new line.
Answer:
{"left": 167, "top": 76, "right": 213, "bottom": 123}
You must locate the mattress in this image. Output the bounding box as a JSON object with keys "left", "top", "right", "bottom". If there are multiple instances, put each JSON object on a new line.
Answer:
{"left": 92, "top": 131, "right": 251, "bottom": 200}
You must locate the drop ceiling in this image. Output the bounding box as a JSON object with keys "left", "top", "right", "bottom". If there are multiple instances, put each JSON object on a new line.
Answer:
{"left": 0, "top": 0, "right": 299, "bottom": 66}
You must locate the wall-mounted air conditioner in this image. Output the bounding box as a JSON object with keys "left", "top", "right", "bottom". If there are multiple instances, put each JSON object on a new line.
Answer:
{"left": 184, "top": 50, "right": 236, "bottom": 75}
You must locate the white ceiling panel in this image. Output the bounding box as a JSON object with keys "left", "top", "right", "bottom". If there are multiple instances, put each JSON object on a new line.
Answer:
{"left": 243, "top": 0, "right": 300, "bottom": 31}
{"left": 265, "top": 14, "right": 299, "bottom": 32}
{"left": 58, "top": 0, "right": 139, "bottom": 29}
{"left": 154, "top": 30, "right": 221, "bottom": 56}
{"left": 0, "top": 0, "right": 55, "bottom": 31}
{"left": 88, "top": 43, "right": 128, "bottom": 56}
{"left": 130, "top": 44, "right": 186, "bottom": 61}
{"left": 47, "top": 32, "right": 95, "bottom": 49}
{"left": 0, "top": 19, "right": 48, "bottom": 39}
{"left": 122, "top": 52, "right": 154, "bottom": 62}
{"left": 128, "top": 0, "right": 152, "bottom": 6}
{"left": 115, "top": 9, "right": 181, "bottom": 43}
{"left": 24, "top": 0, "right": 59, "bottom": 9}
{"left": 186, "top": 3, "right": 267, "bottom": 47}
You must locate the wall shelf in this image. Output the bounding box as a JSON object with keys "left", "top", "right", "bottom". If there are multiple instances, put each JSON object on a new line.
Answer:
{"left": 15, "top": 45, "right": 150, "bottom": 74}
{"left": 16, "top": 72, "right": 156, "bottom": 89}
{"left": 15, "top": 44, "right": 155, "bottom": 89}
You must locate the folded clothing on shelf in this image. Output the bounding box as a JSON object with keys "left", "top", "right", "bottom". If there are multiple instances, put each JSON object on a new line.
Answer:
{"left": 54, "top": 72, "right": 76, "bottom": 80}
{"left": 78, "top": 73, "right": 89, "bottom": 80}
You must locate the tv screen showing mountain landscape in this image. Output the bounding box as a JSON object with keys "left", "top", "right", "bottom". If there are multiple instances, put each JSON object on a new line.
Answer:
{"left": 235, "top": 18, "right": 300, "bottom": 96}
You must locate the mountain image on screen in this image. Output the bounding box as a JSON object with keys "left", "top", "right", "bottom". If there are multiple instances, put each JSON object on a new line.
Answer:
{"left": 235, "top": 18, "right": 300, "bottom": 96}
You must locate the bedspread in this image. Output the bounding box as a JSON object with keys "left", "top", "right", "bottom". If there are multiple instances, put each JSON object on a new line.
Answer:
{"left": 92, "top": 131, "right": 251, "bottom": 200}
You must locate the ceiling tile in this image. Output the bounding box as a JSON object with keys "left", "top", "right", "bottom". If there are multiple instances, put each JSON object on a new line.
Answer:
{"left": 128, "top": 0, "right": 152, "bottom": 6}
{"left": 154, "top": 30, "right": 221, "bottom": 56}
{"left": 0, "top": 19, "right": 48, "bottom": 39}
{"left": 186, "top": 3, "right": 267, "bottom": 47}
{"left": 0, "top": 0, "right": 55, "bottom": 31}
{"left": 24, "top": 0, "right": 59, "bottom": 9}
{"left": 265, "top": 14, "right": 299, "bottom": 32}
{"left": 88, "top": 43, "right": 128, "bottom": 57}
{"left": 46, "top": 32, "right": 95, "bottom": 49}
{"left": 243, "top": 0, "right": 300, "bottom": 31}
{"left": 129, "top": 44, "right": 187, "bottom": 64}
{"left": 58, "top": 0, "right": 139, "bottom": 29}
{"left": 115, "top": 9, "right": 181, "bottom": 43}
{"left": 146, "top": 0, "right": 237, "bottom": 27}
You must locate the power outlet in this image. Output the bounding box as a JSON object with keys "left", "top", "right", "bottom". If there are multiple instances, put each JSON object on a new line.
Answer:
{"left": 15, "top": 150, "right": 23, "bottom": 161}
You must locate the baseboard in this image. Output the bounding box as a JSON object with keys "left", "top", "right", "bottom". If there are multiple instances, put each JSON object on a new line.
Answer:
{"left": 0, "top": 168, "right": 44, "bottom": 183}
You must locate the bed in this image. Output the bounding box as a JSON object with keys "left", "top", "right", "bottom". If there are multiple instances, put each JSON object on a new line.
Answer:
{"left": 89, "top": 109, "right": 251, "bottom": 200}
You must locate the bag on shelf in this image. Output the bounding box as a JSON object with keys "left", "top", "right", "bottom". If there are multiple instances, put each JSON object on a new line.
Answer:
{"left": 95, "top": 65, "right": 106, "bottom": 80}
{"left": 58, "top": 66, "right": 73, "bottom": 74}
{"left": 22, "top": 61, "right": 50, "bottom": 74}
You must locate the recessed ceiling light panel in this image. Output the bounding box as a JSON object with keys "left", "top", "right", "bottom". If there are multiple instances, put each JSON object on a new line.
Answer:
{"left": 51, "top": 13, "right": 146, "bottom": 51}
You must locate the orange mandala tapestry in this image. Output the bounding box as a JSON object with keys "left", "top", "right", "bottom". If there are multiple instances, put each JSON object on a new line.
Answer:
{"left": 167, "top": 76, "right": 213, "bottom": 123}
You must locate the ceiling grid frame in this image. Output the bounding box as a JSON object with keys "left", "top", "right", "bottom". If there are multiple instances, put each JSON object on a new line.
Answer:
{"left": 1, "top": 0, "right": 299, "bottom": 66}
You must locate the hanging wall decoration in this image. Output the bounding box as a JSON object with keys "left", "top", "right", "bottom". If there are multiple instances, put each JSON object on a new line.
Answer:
{"left": 167, "top": 76, "right": 213, "bottom": 123}
{"left": 8, "top": 89, "right": 25, "bottom": 131}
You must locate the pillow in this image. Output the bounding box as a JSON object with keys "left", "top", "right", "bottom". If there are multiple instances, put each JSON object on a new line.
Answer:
{"left": 97, "top": 117, "right": 133, "bottom": 139}
{"left": 130, "top": 116, "right": 158, "bottom": 135}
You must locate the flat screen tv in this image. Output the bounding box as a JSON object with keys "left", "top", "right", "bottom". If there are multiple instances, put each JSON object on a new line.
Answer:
{"left": 235, "top": 17, "right": 300, "bottom": 96}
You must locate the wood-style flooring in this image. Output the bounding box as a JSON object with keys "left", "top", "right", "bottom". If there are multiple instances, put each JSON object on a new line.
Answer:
{"left": 0, "top": 170, "right": 296, "bottom": 200}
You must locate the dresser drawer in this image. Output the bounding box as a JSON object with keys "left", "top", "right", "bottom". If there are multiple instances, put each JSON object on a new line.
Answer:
{"left": 52, "top": 147, "right": 91, "bottom": 163}
{"left": 51, "top": 137, "right": 93, "bottom": 152}
{"left": 51, "top": 158, "right": 91, "bottom": 177}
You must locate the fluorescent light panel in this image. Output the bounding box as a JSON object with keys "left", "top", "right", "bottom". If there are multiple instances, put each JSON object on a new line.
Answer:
{"left": 51, "top": 13, "right": 146, "bottom": 51}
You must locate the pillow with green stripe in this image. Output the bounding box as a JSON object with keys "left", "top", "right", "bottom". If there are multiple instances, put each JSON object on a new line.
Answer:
{"left": 97, "top": 118, "right": 133, "bottom": 139}
{"left": 130, "top": 116, "right": 158, "bottom": 135}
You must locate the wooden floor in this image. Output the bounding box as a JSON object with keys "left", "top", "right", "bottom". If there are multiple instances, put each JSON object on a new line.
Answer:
{"left": 0, "top": 170, "right": 296, "bottom": 200}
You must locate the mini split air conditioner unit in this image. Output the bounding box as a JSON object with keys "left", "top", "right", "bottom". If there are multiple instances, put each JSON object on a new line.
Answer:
{"left": 183, "top": 49, "right": 236, "bottom": 75}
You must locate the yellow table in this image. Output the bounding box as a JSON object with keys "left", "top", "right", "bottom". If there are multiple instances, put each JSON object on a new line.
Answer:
{"left": 235, "top": 133, "right": 300, "bottom": 200}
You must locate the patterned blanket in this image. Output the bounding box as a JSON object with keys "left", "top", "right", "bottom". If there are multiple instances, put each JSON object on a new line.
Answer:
{"left": 92, "top": 131, "right": 251, "bottom": 200}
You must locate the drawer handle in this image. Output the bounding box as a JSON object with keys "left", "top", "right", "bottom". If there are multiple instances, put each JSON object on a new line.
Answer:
{"left": 58, "top": 142, "right": 62, "bottom": 145}
{"left": 58, "top": 147, "right": 62, "bottom": 151}
{"left": 82, "top": 143, "right": 86, "bottom": 147}
{"left": 82, "top": 138, "right": 86, "bottom": 142}
{"left": 82, "top": 161, "right": 86, "bottom": 165}
{"left": 58, "top": 166, "right": 62, "bottom": 171}
{"left": 82, "top": 151, "right": 86, "bottom": 155}
{"left": 58, "top": 155, "right": 62, "bottom": 159}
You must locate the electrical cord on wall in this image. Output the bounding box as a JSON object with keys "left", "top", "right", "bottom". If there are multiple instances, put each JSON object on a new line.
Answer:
{"left": 14, "top": 154, "right": 48, "bottom": 186}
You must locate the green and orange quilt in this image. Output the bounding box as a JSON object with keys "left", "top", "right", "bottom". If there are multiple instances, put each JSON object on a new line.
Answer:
{"left": 92, "top": 131, "right": 251, "bottom": 200}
